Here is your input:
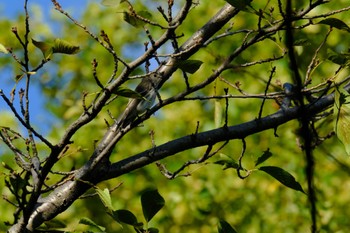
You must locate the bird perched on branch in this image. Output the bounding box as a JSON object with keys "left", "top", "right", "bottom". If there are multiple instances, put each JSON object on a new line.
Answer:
{"left": 116, "top": 72, "right": 161, "bottom": 128}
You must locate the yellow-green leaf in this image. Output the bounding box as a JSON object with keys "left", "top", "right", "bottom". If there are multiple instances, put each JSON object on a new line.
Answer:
{"left": 334, "top": 85, "right": 350, "bottom": 155}
{"left": 214, "top": 99, "right": 223, "bottom": 128}
{"left": 52, "top": 38, "right": 80, "bottom": 55}
{"left": 95, "top": 187, "right": 114, "bottom": 212}
{"left": 0, "top": 43, "right": 8, "bottom": 54}
{"left": 32, "top": 38, "right": 53, "bottom": 59}
{"left": 79, "top": 217, "right": 106, "bottom": 232}
{"left": 101, "top": 0, "right": 119, "bottom": 6}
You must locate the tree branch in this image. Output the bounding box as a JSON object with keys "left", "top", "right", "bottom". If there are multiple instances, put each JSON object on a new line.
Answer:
{"left": 107, "top": 89, "right": 335, "bottom": 178}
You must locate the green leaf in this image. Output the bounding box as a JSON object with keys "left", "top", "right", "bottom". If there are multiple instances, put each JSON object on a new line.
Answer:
{"left": 2, "top": 162, "right": 14, "bottom": 172}
{"left": 112, "top": 86, "right": 143, "bottom": 98}
{"left": 0, "top": 43, "right": 8, "bottom": 54}
{"left": 318, "top": 18, "right": 350, "bottom": 32}
{"left": 138, "top": 10, "right": 152, "bottom": 19}
{"left": 32, "top": 38, "right": 53, "bottom": 59}
{"left": 79, "top": 217, "right": 106, "bottom": 232}
{"left": 123, "top": 10, "right": 152, "bottom": 28}
{"left": 32, "top": 38, "right": 79, "bottom": 59}
{"left": 43, "top": 219, "right": 67, "bottom": 229}
{"left": 293, "top": 39, "right": 311, "bottom": 46}
{"left": 176, "top": 60, "right": 203, "bottom": 74}
{"left": 255, "top": 148, "right": 273, "bottom": 166}
{"left": 113, "top": 209, "right": 139, "bottom": 226}
{"left": 214, "top": 159, "right": 239, "bottom": 170}
{"left": 215, "top": 154, "right": 240, "bottom": 170}
{"left": 327, "top": 49, "right": 350, "bottom": 66}
{"left": 15, "top": 74, "right": 25, "bottom": 83}
{"left": 9, "top": 175, "right": 27, "bottom": 194}
{"left": 225, "top": 0, "right": 253, "bottom": 10}
{"left": 259, "top": 166, "right": 305, "bottom": 193}
{"left": 148, "top": 227, "right": 160, "bottom": 233}
{"left": 141, "top": 188, "right": 165, "bottom": 222}
{"left": 218, "top": 219, "right": 238, "bottom": 233}
{"left": 95, "top": 187, "right": 114, "bottom": 212}
{"left": 52, "top": 38, "right": 80, "bottom": 55}
{"left": 101, "top": 0, "right": 119, "bottom": 6}
{"left": 334, "top": 85, "right": 350, "bottom": 155}
{"left": 214, "top": 99, "right": 223, "bottom": 128}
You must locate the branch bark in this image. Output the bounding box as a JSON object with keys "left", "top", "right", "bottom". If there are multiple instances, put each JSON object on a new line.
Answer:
{"left": 9, "top": 3, "right": 240, "bottom": 232}
{"left": 107, "top": 89, "right": 335, "bottom": 178}
{"left": 8, "top": 1, "right": 347, "bottom": 231}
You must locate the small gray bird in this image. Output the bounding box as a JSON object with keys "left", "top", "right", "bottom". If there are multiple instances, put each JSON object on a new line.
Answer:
{"left": 116, "top": 72, "right": 160, "bottom": 128}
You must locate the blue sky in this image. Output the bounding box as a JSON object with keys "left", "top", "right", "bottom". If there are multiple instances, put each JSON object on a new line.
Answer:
{"left": 0, "top": 1, "right": 93, "bottom": 135}
{"left": 0, "top": 0, "right": 92, "bottom": 18}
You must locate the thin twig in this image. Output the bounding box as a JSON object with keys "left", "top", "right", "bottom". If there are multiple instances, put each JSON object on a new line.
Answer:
{"left": 0, "top": 90, "right": 53, "bottom": 148}
{"left": 304, "top": 28, "right": 332, "bottom": 86}
{"left": 258, "top": 66, "right": 276, "bottom": 119}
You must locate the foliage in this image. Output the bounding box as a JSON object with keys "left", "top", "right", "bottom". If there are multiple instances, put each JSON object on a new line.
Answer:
{"left": 1, "top": 0, "right": 350, "bottom": 232}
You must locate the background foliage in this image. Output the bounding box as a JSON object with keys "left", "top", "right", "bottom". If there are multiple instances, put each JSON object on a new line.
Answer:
{"left": 1, "top": 0, "right": 350, "bottom": 232}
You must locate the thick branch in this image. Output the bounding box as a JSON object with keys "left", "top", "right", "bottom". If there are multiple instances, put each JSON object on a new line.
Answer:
{"left": 83, "top": 3, "right": 240, "bottom": 174}
{"left": 9, "top": 4, "right": 240, "bottom": 232}
{"left": 106, "top": 91, "right": 334, "bottom": 178}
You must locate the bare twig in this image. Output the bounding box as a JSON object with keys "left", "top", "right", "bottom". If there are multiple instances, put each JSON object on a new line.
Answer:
{"left": 0, "top": 91, "right": 53, "bottom": 148}
{"left": 304, "top": 28, "right": 332, "bottom": 86}
{"left": 258, "top": 66, "right": 276, "bottom": 119}
{"left": 237, "top": 138, "right": 249, "bottom": 179}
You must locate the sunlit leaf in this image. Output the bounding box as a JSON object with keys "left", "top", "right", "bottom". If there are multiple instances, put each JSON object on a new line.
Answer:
{"left": 101, "top": 0, "right": 119, "bottom": 6}
{"left": 259, "top": 166, "right": 305, "bottom": 193}
{"left": 215, "top": 99, "right": 223, "bottom": 128}
{"left": 95, "top": 187, "right": 114, "bottom": 212}
{"left": 318, "top": 18, "right": 350, "bottom": 32}
{"left": 79, "top": 217, "right": 106, "bottom": 232}
{"left": 32, "top": 38, "right": 79, "bottom": 59}
{"left": 176, "top": 60, "right": 203, "bottom": 74}
{"left": 2, "top": 162, "right": 14, "bottom": 172}
{"left": 141, "top": 188, "right": 165, "bottom": 222}
{"left": 334, "top": 84, "right": 350, "bottom": 155}
{"left": 218, "top": 219, "right": 238, "bottom": 233}
{"left": 0, "top": 43, "right": 8, "bottom": 54}
{"left": 52, "top": 38, "right": 80, "bottom": 55}
{"left": 32, "top": 38, "right": 53, "bottom": 59}
{"left": 255, "top": 148, "right": 273, "bottom": 166}
{"left": 138, "top": 10, "right": 152, "bottom": 19}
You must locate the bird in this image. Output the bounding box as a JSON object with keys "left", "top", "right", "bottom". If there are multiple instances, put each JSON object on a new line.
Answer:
{"left": 116, "top": 72, "right": 160, "bottom": 128}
